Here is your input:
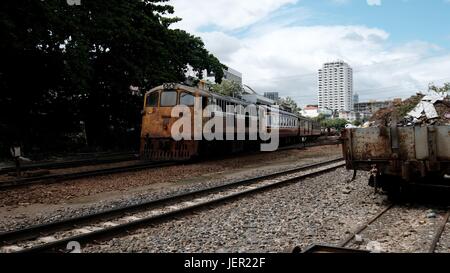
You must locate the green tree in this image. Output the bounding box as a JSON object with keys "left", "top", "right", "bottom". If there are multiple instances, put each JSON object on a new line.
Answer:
{"left": 279, "top": 97, "right": 301, "bottom": 114}
{"left": 211, "top": 80, "right": 243, "bottom": 97}
{"left": 321, "top": 118, "right": 348, "bottom": 131}
{"left": 313, "top": 113, "right": 327, "bottom": 123}
{"left": 0, "top": 0, "right": 225, "bottom": 156}
{"left": 352, "top": 120, "right": 362, "bottom": 126}
{"left": 429, "top": 83, "right": 450, "bottom": 96}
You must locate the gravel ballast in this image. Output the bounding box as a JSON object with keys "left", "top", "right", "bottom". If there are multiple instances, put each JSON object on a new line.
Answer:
{"left": 0, "top": 146, "right": 342, "bottom": 232}
{"left": 83, "top": 168, "right": 392, "bottom": 253}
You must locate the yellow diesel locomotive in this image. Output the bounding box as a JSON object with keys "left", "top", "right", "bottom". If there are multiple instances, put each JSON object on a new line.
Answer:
{"left": 140, "top": 83, "right": 321, "bottom": 160}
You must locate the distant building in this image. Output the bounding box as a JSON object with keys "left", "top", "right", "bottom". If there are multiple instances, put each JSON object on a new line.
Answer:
{"left": 223, "top": 67, "right": 242, "bottom": 85}
{"left": 354, "top": 100, "right": 397, "bottom": 114}
{"left": 186, "top": 65, "right": 243, "bottom": 86}
{"left": 264, "top": 92, "right": 279, "bottom": 101}
{"left": 301, "top": 105, "right": 333, "bottom": 118}
{"left": 339, "top": 111, "right": 360, "bottom": 122}
{"left": 241, "top": 94, "right": 274, "bottom": 106}
{"left": 353, "top": 99, "right": 402, "bottom": 122}
{"left": 318, "top": 61, "right": 354, "bottom": 111}
{"left": 353, "top": 93, "right": 359, "bottom": 104}
{"left": 207, "top": 67, "right": 242, "bottom": 85}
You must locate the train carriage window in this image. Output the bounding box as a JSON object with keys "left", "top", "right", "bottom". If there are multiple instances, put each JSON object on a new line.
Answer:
{"left": 180, "top": 92, "right": 195, "bottom": 106}
{"left": 160, "top": 90, "right": 177, "bottom": 107}
{"left": 146, "top": 92, "right": 159, "bottom": 107}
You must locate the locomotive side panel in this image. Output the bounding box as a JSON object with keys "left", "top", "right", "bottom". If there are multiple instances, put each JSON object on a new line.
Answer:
{"left": 140, "top": 83, "right": 323, "bottom": 160}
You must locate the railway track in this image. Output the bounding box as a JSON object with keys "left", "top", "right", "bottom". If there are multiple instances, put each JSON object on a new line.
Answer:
{"left": 0, "top": 142, "right": 340, "bottom": 191}
{"left": 0, "top": 161, "right": 178, "bottom": 190}
{"left": 331, "top": 205, "right": 450, "bottom": 253}
{"left": 0, "top": 158, "right": 345, "bottom": 253}
{"left": 0, "top": 152, "right": 138, "bottom": 175}
{"left": 429, "top": 211, "right": 450, "bottom": 253}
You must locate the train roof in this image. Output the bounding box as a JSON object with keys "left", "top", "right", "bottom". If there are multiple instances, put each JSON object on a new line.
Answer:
{"left": 147, "top": 83, "right": 314, "bottom": 120}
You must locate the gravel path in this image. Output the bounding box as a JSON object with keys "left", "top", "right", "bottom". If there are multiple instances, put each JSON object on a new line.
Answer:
{"left": 0, "top": 146, "right": 342, "bottom": 232}
{"left": 83, "top": 168, "right": 391, "bottom": 253}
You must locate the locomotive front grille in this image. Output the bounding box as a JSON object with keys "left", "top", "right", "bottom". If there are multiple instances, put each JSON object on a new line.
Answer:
{"left": 141, "top": 138, "right": 197, "bottom": 161}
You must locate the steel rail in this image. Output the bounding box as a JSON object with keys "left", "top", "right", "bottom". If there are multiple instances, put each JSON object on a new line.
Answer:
{"left": 0, "top": 161, "right": 178, "bottom": 191}
{"left": 428, "top": 211, "right": 450, "bottom": 253}
{"left": 0, "top": 143, "right": 340, "bottom": 190}
{"left": 0, "top": 152, "right": 138, "bottom": 175}
{"left": 337, "top": 204, "right": 395, "bottom": 248}
{"left": 0, "top": 158, "right": 344, "bottom": 253}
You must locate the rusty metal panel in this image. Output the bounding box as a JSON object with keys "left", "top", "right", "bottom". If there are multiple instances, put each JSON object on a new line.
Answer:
{"left": 350, "top": 127, "right": 391, "bottom": 160}
{"left": 397, "top": 127, "right": 415, "bottom": 160}
{"left": 436, "top": 126, "right": 450, "bottom": 160}
{"left": 414, "top": 127, "right": 429, "bottom": 160}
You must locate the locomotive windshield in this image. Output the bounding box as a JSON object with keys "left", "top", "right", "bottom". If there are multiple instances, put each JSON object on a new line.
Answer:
{"left": 146, "top": 92, "right": 159, "bottom": 107}
{"left": 160, "top": 90, "right": 177, "bottom": 107}
{"left": 180, "top": 92, "right": 195, "bottom": 106}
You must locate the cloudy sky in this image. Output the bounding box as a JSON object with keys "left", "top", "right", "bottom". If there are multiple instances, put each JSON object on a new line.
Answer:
{"left": 169, "top": 0, "right": 450, "bottom": 106}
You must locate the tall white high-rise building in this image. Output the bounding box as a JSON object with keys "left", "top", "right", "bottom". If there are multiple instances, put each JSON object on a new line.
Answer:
{"left": 318, "top": 61, "right": 353, "bottom": 111}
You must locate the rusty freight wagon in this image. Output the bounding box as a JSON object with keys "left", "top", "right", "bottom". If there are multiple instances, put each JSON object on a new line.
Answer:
{"left": 342, "top": 125, "right": 450, "bottom": 193}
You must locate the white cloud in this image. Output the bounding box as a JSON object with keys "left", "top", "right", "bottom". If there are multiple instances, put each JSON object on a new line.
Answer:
{"left": 169, "top": 0, "right": 298, "bottom": 32}
{"left": 169, "top": 0, "right": 450, "bottom": 106}
{"left": 201, "top": 25, "right": 450, "bottom": 105}
{"left": 367, "top": 0, "right": 382, "bottom": 6}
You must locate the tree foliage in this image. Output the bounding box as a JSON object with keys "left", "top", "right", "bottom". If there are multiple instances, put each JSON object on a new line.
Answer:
{"left": 211, "top": 80, "right": 243, "bottom": 97}
{"left": 429, "top": 83, "right": 450, "bottom": 96}
{"left": 320, "top": 118, "right": 348, "bottom": 131}
{"left": 279, "top": 97, "right": 301, "bottom": 114}
{"left": 0, "top": 0, "right": 224, "bottom": 156}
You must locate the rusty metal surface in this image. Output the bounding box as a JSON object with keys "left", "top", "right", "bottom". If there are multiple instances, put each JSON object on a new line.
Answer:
{"left": 302, "top": 245, "right": 370, "bottom": 253}
{"left": 415, "top": 127, "right": 429, "bottom": 160}
{"left": 344, "top": 126, "right": 450, "bottom": 162}
{"left": 437, "top": 126, "right": 450, "bottom": 160}
{"left": 342, "top": 126, "right": 450, "bottom": 180}
{"left": 348, "top": 127, "right": 391, "bottom": 160}
{"left": 141, "top": 139, "right": 198, "bottom": 161}
{"left": 397, "top": 127, "right": 415, "bottom": 160}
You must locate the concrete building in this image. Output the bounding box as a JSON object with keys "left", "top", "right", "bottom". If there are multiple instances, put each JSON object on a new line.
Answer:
{"left": 207, "top": 67, "right": 242, "bottom": 85}
{"left": 242, "top": 94, "right": 274, "bottom": 106}
{"left": 264, "top": 92, "right": 279, "bottom": 101}
{"left": 301, "top": 105, "right": 333, "bottom": 118}
{"left": 223, "top": 67, "right": 242, "bottom": 85}
{"left": 318, "top": 61, "right": 353, "bottom": 111}
{"left": 353, "top": 93, "right": 359, "bottom": 104}
{"left": 354, "top": 100, "right": 394, "bottom": 114}
{"left": 353, "top": 99, "right": 402, "bottom": 122}
{"left": 185, "top": 65, "right": 243, "bottom": 86}
{"left": 339, "top": 110, "right": 360, "bottom": 122}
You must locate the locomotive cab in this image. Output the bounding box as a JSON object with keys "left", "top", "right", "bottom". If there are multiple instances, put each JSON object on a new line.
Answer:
{"left": 140, "top": 84, "right": 202, "bottom": 160}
